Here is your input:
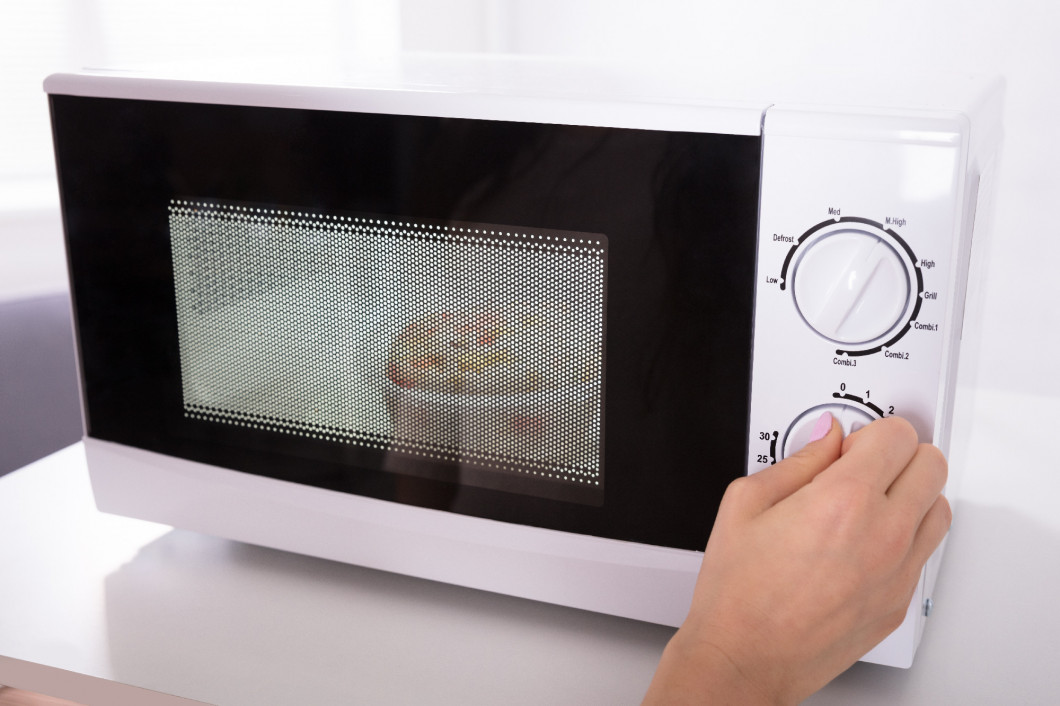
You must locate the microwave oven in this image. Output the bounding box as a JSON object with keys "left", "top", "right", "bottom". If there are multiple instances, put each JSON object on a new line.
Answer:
{"left": 44, "top": 56, "right": 1002, "bottom": 669}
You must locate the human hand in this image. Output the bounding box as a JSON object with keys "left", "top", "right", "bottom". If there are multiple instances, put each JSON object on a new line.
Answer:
{"left": 643, "top": 414, "right": 951, "bottom": 705}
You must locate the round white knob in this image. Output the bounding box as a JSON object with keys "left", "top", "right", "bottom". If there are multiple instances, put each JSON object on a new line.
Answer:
{"left": 782, "top": 403, "right": 877, "bottom": 458}
{"left": 792, "top": 230, "right": 911, "bottom": 345}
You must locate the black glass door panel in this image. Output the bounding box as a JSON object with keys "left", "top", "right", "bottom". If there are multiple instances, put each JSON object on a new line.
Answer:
{"left": 50, "top": 95, "right": 760, "bottom": 550}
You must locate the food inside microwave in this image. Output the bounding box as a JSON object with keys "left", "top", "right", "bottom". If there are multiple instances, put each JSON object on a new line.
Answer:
{"left": 383, "top": 302, "right": 602, "bottom": 473}
{"left": 386, "top": 302, "right": 600, "bottom": 396}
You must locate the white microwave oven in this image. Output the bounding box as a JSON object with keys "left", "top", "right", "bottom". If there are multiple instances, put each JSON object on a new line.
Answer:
{"left": 44, "top": 56, "right": 1002, "bottom": 669}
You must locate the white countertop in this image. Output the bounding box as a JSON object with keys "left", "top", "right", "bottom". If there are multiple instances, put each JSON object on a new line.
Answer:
{"left": 1, "top": 386, "right": 1058, "bottom": 705}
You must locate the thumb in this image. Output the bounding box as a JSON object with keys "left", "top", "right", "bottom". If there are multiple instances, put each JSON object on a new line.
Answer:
{"left": 744, "top": 412, "right": 843, "bottom": 512}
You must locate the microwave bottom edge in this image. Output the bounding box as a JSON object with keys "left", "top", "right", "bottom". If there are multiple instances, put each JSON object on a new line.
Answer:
{"left": 82, "top": 436, "right": 925, "bottom": 668}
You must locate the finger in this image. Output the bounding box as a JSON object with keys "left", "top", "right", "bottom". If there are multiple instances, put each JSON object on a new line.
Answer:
{"left": 824, "top": 416, "right": 920, "bottom": 493}
{"left": 735, "top": 412, "right": 842, "bottom": 514}
{"left": 900, "top": 493, "right": 952, "bottom": 579}
{"left": 886, "top": 443, "right": 948, "bottom": 522}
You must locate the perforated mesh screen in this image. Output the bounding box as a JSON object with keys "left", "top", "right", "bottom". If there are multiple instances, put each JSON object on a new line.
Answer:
{"left": 169, "top": 200, "right": 606, "bottom": 491}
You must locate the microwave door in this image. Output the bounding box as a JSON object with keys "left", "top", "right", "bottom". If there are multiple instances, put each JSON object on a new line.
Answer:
{"left": 50, "top": 95, "right": 761, "bottom": 551}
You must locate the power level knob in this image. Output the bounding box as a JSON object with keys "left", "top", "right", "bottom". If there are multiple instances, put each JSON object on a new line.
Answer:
{"left": 792, "top": 229, "right": 911, "bottom": 345}
{"left": 783, "top": 403, "right": 876, "bottom": 458}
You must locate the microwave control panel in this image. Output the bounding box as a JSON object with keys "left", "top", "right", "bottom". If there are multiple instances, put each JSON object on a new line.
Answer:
{"left": 747, "top": 107, "right": 970, "bottom": 470}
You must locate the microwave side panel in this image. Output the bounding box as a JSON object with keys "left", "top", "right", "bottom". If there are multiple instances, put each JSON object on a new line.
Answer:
{"left": 920, "top": 79, "right": 1004, "bottom": 655}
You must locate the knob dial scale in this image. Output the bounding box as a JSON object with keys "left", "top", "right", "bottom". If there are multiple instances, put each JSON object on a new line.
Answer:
{"left": 781, "top": 218, "right": 923, "bottom": 356}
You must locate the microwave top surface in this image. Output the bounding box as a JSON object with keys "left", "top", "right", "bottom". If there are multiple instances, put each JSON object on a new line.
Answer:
{"left": 42, "top": 53, "right": 1001, "bottom": 139}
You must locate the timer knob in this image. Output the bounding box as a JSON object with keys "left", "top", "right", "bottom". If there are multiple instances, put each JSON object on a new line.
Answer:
{"left": 792, "top": 229, "right": 911, "bottom": 345}
{"left": 782, "top": 403, "right": 877, "bottom": 458}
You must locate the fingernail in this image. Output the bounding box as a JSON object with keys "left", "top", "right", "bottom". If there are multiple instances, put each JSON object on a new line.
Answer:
{"left": 808, "top": 411, "right": 833, "bottom": 442}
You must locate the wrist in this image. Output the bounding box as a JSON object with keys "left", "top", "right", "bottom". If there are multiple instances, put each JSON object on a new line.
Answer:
{"left": 643, "top": 626, "right": 785, "bottom": 706}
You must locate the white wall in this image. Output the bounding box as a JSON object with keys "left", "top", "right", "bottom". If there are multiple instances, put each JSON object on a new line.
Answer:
{"left": 3, "top": 0, "right": 1056, "bottom": 397}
